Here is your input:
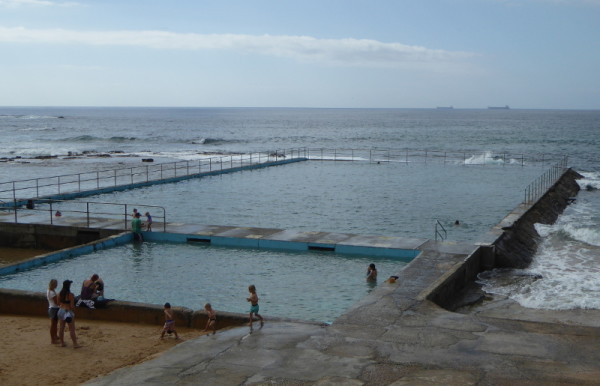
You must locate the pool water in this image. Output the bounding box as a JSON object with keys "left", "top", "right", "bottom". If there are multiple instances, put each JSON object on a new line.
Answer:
{"left": 0, "top": 241, "right": 407, "bottom": 323}
{"left": 86, "top": 161, "right": 544, "bottom": 243}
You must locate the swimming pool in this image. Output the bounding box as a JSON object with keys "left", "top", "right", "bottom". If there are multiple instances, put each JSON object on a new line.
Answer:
{"left": 82, "top": 161, "right": 544, "bottom": 243}
{"left": 0, "top": 241, "right": 407, "bottom": 323}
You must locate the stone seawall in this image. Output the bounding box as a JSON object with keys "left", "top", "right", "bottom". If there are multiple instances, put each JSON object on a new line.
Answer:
{"left": 426, "top": 167, "right": 582, "bottom": 310}
{"left": 492, "top": 168, "right": 582, "bottom": 268}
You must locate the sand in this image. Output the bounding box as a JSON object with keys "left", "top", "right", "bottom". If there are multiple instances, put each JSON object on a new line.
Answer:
{"left": 0, "top": 314, "right": 209, "bottom": 386}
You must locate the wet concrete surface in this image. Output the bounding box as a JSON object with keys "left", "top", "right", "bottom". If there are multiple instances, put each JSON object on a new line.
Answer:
{"left": 85, "top": 240, "right": 600, "bottom": 385}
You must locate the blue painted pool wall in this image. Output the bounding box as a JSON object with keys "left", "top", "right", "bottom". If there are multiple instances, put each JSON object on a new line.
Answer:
{"left": 0, "top": 233, "right": 132, "bottom": 276}
{"left": 141, "top": 232, "right": 419, "bottom": 260}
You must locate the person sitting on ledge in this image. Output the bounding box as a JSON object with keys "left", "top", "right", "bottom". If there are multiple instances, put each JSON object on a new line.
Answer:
{"left": 76, "top": 274, "right": 99, "bottom": 309}
{"left": 76, "top": 274, "right": 112, "bottom": 309}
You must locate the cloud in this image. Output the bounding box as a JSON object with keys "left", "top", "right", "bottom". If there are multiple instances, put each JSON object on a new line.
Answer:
{"left": 0, "top": 26, "right": 474, "bottom": 67}
{"left": 0, "top": 0, "right": 78, "bottom": 7}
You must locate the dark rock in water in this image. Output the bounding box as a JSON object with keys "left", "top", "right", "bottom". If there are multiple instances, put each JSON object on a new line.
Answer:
{"left": 58, "top": 116, "right": 65, "bottom": 119}
{"left": 585, "top": 184, "right": 597, "bottom": 192}
{"left": 142, "top": 158, "right": 154, "bottom": 163}
{"left": 34, "top": 155, "right": 58, "bottom": 159}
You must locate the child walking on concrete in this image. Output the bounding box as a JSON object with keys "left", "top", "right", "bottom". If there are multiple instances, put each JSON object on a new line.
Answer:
{"left": 160, "top": 302, "right": 179, "bottom": 339}
{"left": 246, "top": 284, "right": 264, "bottom": 330}
{"left": 204, "top": 303, "right": 217, "bottom": 335}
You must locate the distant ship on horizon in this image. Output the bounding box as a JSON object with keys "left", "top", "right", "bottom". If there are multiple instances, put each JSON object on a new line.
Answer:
{"left": 436, "top": 106, "right": 454, "bottom": 110}
{"left": 488, "top": 105, "right": 510, "bottom": 110}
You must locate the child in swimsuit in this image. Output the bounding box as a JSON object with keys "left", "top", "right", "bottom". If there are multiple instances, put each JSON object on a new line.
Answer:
{"left": 160, "top": 302, "right": 179, "bottom": 339}
{"left": 144, "top": 212, "right": 153, "bottom": 231}
{"left": 204, "top": 303, "right": 217, "bottom": 335}
{"left": 246, "top": 285, "right": 264, "bottom": 330}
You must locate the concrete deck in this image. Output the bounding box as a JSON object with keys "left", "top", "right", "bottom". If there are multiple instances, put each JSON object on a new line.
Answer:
{"left": 85, "top": 238, "right": 600, "bottom": 385}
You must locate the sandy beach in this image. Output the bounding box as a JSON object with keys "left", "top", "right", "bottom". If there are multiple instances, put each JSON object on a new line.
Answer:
{"left": 0, "top": 248, "right": 214, "bottom": 385}
{"left": 0, "top": 314, "right": 209, "bottom": 386}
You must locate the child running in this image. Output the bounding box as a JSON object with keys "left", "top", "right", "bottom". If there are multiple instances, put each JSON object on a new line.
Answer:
{"left": 204, "top": 303, "right": 217, "bottom": 335}
{"left": 246, "top": 284, "right": 264, "bottom": 330}
{"left": 160, "top": 302, "right": 179, "bottom": 339}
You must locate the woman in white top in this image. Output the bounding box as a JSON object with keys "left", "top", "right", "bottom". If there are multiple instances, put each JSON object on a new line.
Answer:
{"left": 46, "top": 279, "right": 59, "bottom": 344}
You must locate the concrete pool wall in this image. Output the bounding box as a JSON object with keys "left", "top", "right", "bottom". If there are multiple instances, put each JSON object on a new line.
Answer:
{"left": 0, "top": 287, "right": 257, "bottom": 330}
{"left": 0, "top": 168, "right": 583, "bottom": 327}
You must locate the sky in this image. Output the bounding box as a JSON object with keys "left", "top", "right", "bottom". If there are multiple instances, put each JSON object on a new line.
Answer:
{"left": 0, "top": 0, "right": 599, "bottom": 109}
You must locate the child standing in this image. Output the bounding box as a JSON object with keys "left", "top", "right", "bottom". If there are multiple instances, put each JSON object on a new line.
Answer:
{"left": 160, "top": 302, "right": 179, "bottom": 339}
{"left": 246, "top": 284, "right": 264, "bottom": 329}
{"left": 144, "top": 212, "right": 153, "bottom": 231}
{"left": 204, "top": 303, "right": 217, "bottom": 335}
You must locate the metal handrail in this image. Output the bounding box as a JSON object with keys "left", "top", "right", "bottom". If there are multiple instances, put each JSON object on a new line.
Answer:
{"left": 434, "top": 220, "right": 447, "bottom": 241}
{"left": 523, "top": 155, "right": 569, "bottom": 204}
{"left": 304, "top": 148, "right": 564, "bottom": 166}
{"left": 6, "top": 198, "right": 167, "bottom": 232}
{"left": 0, "top": 148, "right": 308, "bottom": 202}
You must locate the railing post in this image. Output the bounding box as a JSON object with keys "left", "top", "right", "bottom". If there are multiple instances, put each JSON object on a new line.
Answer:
{"left": 96, "top": 171, "right": 99, "bottom": 189}
{"left": 130, "top": 167, "right": 134, "bottom": 184}
{"left": 87, "top": 202, "right": 90, "bottom": 227}
{"left": 50, "top": 201, "right": 53, "bottom": 225}
{"left": 146, "top": 165, "right": 149, "bottom": 182}
{"left": 36, "top": 179, "right": 39, "bottom": 197}
{"left": 58, "top": 176, "right": 61, "bottom": 194}
{"left": 114, "top": 169, "right": 117, "bottom": 186}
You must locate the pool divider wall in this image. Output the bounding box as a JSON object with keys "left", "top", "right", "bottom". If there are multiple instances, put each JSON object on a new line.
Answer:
{"left": 0, "top": 287, "right": 252, "bottom": 329}
{"left": 0, "top": 231, "right": 133, "bottom": 276}
{"left": 7, "top": 157, "right": 309, "bottom": 208}
{"left": 144, "top": 232, "right": 419, "bottom": 259}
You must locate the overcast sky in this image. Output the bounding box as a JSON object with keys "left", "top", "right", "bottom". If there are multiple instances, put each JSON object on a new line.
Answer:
{"left": 1, "top": 0, "right": 599, "bottom": 109}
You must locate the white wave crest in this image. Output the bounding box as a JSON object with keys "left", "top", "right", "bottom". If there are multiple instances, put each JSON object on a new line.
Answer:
{"left": 464, "top": 151, "right": 507, "bottom": 165}
{"left": 578, "top": 171, "right": 600, "bottom": 190}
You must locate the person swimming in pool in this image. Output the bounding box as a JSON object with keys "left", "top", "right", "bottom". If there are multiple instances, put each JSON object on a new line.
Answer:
{"left": 366, "top": 263, "right": 378, "bottom": 282}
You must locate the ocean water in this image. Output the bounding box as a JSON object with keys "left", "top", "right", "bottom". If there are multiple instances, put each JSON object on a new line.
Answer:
{"left": 1, "top": 107, "right": 599, "bottom": 311}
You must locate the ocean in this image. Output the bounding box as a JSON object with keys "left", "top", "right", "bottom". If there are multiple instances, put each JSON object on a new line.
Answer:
{"left": 1, "top": 107, "right": 599, "bottom": 311}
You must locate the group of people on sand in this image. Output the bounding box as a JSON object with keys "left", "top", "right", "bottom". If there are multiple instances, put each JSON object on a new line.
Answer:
{"left": 48, "top": 277, "right": 265, "bottom": 346}
{"left": 46, "top": 274, "right": 105, "bottom": 348}
{"left": 160, "top": 284, "right": 265, "bottom": 339}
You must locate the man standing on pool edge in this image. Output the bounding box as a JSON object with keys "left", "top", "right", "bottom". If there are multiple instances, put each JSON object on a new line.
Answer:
{"left": 131, "top": 212, "right": 143, "bottom": 241}
{"left": 246, "top": 284, "right": 264, "bottom": 330}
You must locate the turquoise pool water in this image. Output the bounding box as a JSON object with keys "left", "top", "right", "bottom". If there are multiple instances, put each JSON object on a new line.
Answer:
{"left": 0, "top": 241, "right": 407, "bottom": 323}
